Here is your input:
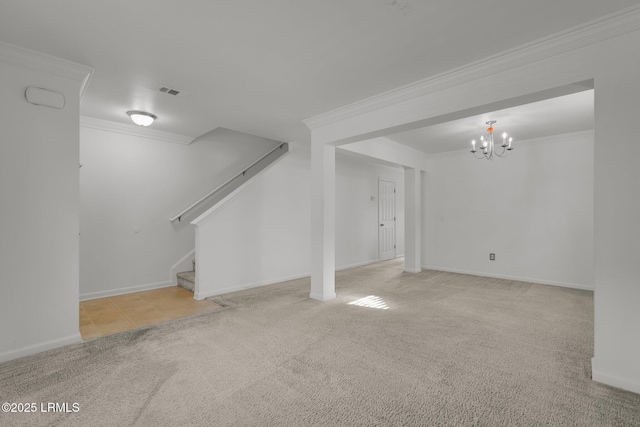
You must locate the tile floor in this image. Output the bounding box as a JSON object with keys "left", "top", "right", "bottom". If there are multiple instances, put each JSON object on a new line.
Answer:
{"left": 79, "top": 286, "right": 222, "bottom": 340}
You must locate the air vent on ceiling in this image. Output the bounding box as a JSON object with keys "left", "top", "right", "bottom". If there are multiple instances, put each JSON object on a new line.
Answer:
{"left": 158, "top": 86, "right": 190, "bottom": 97}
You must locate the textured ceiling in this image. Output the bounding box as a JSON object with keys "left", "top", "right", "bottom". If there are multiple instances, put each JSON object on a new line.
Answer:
{"left": 0, "top": 1, "right": 637, "bottom": 144}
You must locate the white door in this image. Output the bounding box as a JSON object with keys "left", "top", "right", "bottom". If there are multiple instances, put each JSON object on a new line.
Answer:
{"left": 379, "top": 179, "right": 396, "bottom": 260}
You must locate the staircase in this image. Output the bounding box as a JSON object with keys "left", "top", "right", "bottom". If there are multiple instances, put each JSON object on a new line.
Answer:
{"left": 177, "top": 259, "right": 196, "bottom": 292}
{"left": 169, "top": 130, "right": 290, "bottom": 298}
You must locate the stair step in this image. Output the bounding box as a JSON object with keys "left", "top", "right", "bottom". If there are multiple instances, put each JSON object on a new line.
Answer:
{"left": 177, "top": 271, "right": 195, "bottom": 292}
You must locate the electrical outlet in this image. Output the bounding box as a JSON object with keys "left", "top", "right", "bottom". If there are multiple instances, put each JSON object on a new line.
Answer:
{"left": 490, "top": 253, "right": 495, "bottom": 261}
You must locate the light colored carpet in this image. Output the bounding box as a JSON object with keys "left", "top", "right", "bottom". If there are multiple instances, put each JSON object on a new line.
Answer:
{"left": 1, "top": 259, "right": 639, "bottom": 426}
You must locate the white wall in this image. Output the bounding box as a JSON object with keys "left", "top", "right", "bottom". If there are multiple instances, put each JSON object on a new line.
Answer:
{"left": 336, "top": 154, "right": 404, "bottom": 268}
{"left": 79, "top": 125, "right": 280, "bottom": 299}
{"left": 0, "top": 45, "right": 90, "bottom": 361}
{"left": 194, "top": 143, "right": 405, "bottom": 298}
{"left": 591, "top": 39, "right": 640, "bottom": 394}
{"left": 422, "top": 131, "right": 594, "bottom": 289}
{"left": 305, "top": 20, "right": 640, "bottom": 393}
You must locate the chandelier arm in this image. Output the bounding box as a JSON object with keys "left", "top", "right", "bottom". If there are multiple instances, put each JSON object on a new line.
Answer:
{"left": 469, "top": 121, "right": 513, "bottom": 160}
{"left": 494, "top": 145, "right": 508, "bottom": 157}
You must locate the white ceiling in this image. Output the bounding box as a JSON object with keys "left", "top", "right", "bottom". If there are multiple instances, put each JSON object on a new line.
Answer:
{"left": 0, "top": 1, "right": 637, "bottom": 144}
{"left": 387, "top": 90, "right": 594, "bottom": 154}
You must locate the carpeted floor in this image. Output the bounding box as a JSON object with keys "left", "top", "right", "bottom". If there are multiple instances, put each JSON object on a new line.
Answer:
{"left": 1, "top": 259, "right": 639, "bottom": 426}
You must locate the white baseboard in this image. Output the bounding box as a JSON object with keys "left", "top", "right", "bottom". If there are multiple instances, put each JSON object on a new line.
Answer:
{"left": 336, "top": 259, "right": 380, "bottom": 271}
{"left": 310, "top": 292, "right": 337, "bottom": 301}
{"left": 194, "top": 272, "right": 310, "bottom": 300}
{"left": 195, "top": 257, "right": 405, "bottom": 300}
{"left": 592, "top": 358, "right": 640, "bottom": 395}
{"left": 421, "top": 265, "right": 594, "bottom": 291}
{"left": 80, "top": 281, "right": 174, "bottom": 301}
{"left": 0, "top": 333, "right": 82, "bottom": 364}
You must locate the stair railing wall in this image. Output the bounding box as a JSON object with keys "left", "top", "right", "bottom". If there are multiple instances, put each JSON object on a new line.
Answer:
{"left": 170, "top": 142, "right": 288, "bottom": 223}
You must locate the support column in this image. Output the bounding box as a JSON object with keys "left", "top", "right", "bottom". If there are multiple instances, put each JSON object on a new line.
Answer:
{"left": 310, "top": 141, "right": 337, "bottom": 301}
{"left": 404, "top": 167, "right": 421, "bottom": 273}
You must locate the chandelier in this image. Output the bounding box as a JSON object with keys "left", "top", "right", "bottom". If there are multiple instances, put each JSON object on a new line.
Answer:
{"left": 470, "top": 120, "right": 513, "bottom": 160}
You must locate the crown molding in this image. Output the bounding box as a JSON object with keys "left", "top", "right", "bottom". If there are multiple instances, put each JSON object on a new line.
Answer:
{"left": 303, "top": 4, "right": 640, "bottom": 130}
{"left": 0, "top": 42, "right": 94, "bottom": 99}
{"left": 80, "top": 116, "right": 195, "bottom": 145}
{"left": 521, "top": 129, "right": 594, "bottom": 146}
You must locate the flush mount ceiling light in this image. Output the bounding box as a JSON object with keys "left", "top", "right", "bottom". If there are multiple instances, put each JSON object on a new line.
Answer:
{"left": 126, "top": 110, "right": 157, "bottom": 126}
{"left": 470, "top": 120, "right": 514, "bottom": 160}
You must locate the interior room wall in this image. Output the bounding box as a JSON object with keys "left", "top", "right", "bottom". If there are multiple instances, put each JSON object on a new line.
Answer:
{"left": 336, "top": 154, "right": 405, "bottom": 268}
{"left": 194, "top": 142, "right": 405, "bottom": 298}
{"left": 0, "top": 52, "right": 87, "bottom": 361}
{"left": 422, "top": 131, "right": 594, "bottom": 289}
{"left": 79, "top": 125, "right": 280, "bottom": 299}
{"left": 591, "top": 48, "right": 640, "bottom": 393}
{"left": 81, "top": 130, "right": 404, "bottom": 300}
{"left": 307, "top": 27, "right": 640, "bottom": 393}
